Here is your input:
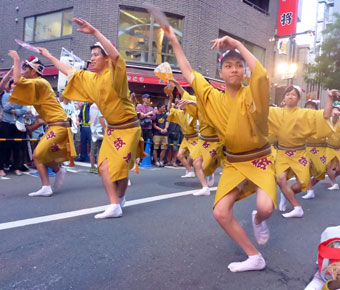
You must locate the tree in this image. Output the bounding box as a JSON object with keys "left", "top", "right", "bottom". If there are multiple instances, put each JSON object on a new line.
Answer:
{"left": 306, "top": 13, "right": 340, "bottom": 90}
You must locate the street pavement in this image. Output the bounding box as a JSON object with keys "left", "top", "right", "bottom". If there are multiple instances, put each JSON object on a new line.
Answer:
{"left": 1, "top": 163, "right": 340, "bottom": 290}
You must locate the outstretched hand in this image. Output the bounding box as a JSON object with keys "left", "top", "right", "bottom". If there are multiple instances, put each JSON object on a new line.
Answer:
{"left": 163, "top": 26, "right": 177, "bottom": 42}
{"left": 37, "top": 47, "right": 52, "bottom": 59}
{"left": 328, "top": 89, "right": 340, "bottom": 99}
{"left": 210, "top": 36, "right": 240, "bottom": 51}
{"left": 73, "top": 18, "right": 96, "bottom": 35}
{"left": 8, "top": 50, "right": 19, "bottom": 60}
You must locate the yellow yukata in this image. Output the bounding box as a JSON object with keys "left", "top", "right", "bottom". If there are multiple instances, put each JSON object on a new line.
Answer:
{"left": 268, "top": 107, "right": 333, "bottom": 191}
{"left": 63, "top": 55, "right": 142, "bottom": 182}
{"left": 325, "top": 119, "right": 340, "bottom": 169}
{"left": 167, "top": 107, "right": 199, "bottom": 156}
{"left": 9, "top": 77, "right": 76, "bottom": 164}
{"left": 182, "top": 91, "right": 224, "bottom": 176}
{"left": 306, "top": 136, "right": 327, "bottom": 180}
{"left": 191, "top": 61, "right": 276, "bottom": 208}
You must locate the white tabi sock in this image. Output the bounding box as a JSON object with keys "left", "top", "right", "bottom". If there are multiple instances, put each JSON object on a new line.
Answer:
{"left": 279, "top": 192, "right": 288, "bottom": 211}
{"left": 228, "top": 253, "right": 266, "bottom": 272}
{"left": 193, "top": 187, "right": 210, "bottom": 196}
{"left": 94, "top": 204, "right": 122, "bottom": 219}
{"left": 119, "top": 197, "right": 126, "bottom": 207}
{"left": 282, "top": 206, "right": 304, "bottom": 218}
{"left": 53, "top": 167, "right": 67, "bottom": 190}
{"left": 302, "top": 190, "right": 315, "bottom": 199}
{"left": 28, "top": 186, "right": 53, "bottom": 197}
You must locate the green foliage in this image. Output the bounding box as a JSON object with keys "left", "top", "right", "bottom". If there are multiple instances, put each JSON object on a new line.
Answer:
{"left": 306, "top": 13, "right": 340, "bottom": 89}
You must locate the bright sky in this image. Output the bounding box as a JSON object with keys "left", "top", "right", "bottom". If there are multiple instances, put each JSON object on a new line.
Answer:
{"left": 296, "top": 0, "right": 317, "bottom": 45}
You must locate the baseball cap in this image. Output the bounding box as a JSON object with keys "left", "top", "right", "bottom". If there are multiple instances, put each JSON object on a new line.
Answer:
{"left": 142, "top": 94, "right": 151, "bottom": 99}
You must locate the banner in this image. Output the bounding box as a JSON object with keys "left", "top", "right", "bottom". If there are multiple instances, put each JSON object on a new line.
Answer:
{"left": 57, "top": 48, "right": 85, "bottom": 92}
{"left": 278, "top": 38, "right": 289, "bottom": 54}
{"left": 277, "top": 0, "right": 299, "bottom": 37}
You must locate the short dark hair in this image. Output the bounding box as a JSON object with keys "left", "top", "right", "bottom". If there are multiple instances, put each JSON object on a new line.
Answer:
{"left": 219, "top": 50, "right": 245, "bottom": 69}
{"left": 284, "top": 85, "right": 301, "bottom": 99}
{"left": 90, "top": 45, "right": 107, "bottom": 56}
{"left": 304, "top": 101, "right": 318, "bottom": 110}
{"left": 8, "top": 79, "right": 14, "bottom": 88}
{"left": 157, "top": 102, "right": 165, "bottom": 109}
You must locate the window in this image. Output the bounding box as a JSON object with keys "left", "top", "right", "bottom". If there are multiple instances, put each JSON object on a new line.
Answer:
{"left": 118, "top": 7, "right": 183, "bottom": 65}
{"left": 216, "top": 30, "right": 266, "bottom": 78}
{"left": 242, "top": 0, "right": 270, "bottom": 15}
{"left": 24, "top": 9, "right": 73, "bottom": 42}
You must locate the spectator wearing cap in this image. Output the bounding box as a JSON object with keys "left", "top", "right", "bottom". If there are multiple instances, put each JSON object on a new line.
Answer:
{"left": 136, "top": 94, "right": 155, "bottom": 147}
{"left": 152, "top": 102, "right": 169, "bottom": 167}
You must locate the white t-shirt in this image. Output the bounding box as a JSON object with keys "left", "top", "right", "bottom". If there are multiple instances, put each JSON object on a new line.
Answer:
{"left": 60, "top": 101, "right": 76, "bottom": 118}
{"left": 90, "top": 103, "right": 105, "bottom": 141}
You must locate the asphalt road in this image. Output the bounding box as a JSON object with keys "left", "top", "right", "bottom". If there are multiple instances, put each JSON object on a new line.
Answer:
{"left": 1, "top": 163, "right": 339, "bottom": 290}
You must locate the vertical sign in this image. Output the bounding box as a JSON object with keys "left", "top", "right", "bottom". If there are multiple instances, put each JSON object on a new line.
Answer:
{"left": 277, "top": 0, "right": 299, "bottom": 36}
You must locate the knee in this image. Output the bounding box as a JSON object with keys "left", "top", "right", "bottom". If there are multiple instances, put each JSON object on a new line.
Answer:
{"left": 276, "top": 175, "right": 286, "bottom": 186}
{"left": 213, "top": 206, "right": 232, "bottom": 223}
{"left": 258, "top": 204, "right": 273, "bottom": 218}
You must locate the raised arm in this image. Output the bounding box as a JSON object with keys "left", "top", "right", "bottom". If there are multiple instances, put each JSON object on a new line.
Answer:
{"left": 164, "top": 27, "right": 193, "bottom": 84}
{"left": 73, "top": 18, "right": 120, "bottom": 65}
{"left": 324, "top": 90, "right": 340, "bottom": 119}
{"left": 0, "top": 66, "right": 13, "bottom": 94}
{"left": 210, "top": 36, "right": 257, "bottom": 71}
{"left": 169, "top": 79, "right": 184, "bottom": 96}
{"left": 8, "top": 51, "right": 21, "bottom": 84}
{"left": 38, "top": 47, "right": 72, "bottom": 76}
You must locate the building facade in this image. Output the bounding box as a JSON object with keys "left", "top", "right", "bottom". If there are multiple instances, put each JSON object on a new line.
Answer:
{"left": 0, "top": 0, "right": 279, "bottom": 99}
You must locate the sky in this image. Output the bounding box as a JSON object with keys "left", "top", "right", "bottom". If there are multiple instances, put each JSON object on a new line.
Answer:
{"left": 296, "top": 0, "right": 318, "bottom": 45}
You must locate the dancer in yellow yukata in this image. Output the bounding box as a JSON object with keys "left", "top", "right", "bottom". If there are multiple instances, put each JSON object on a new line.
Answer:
{"left": 38, "top": 18, "right": 142, "bottom": 219}
{"left": 268, "top": 86, "right": 336, "bottom": 218}
{"left": 8, "top": 52, "right": 76, "bottom": 197}
{"left": 167, "top": 88, "right": 199, "bottom": 179}
{"left": 165, "top": 26, "right": 275, "bottom": 272}
{"left": 325, "top": 106, "right": 340, "bottom": 191}
{"left": 303, "top": 100, "right": 327, "bottom": 199}
{"left": 169, "top": 79, "right": 224, "bottom": 196}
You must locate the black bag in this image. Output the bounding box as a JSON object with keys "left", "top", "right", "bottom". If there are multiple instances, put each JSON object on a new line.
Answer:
{"left": 140, "top": 118, "right": 152, "bottom": 127}
{"left": 169, "top": 131, "right": 180, "bottom": 140}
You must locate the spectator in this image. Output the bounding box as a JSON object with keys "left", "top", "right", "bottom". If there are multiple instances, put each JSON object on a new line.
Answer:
{"left": 167, "top": 112, "right": 182, "bottom": 166}
{"left": 153, "top": 102, "right": 169, "bottom": 167}
{"left": 76, "top": 102, "right": 92, "bottom": 162}
{"left": 136, "top": 94, "right": 155, "bottom": 146}
{"left": 89, "top": 103, "right": 105, "bottom": 173}
{"left": 0, "top": 79, "right": 27, "bottom": 176}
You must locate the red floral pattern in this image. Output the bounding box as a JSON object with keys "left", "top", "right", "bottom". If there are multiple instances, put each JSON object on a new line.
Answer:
{"left": 251, "top": 157, "right": 273, "bottom": 170}
{"left": 298, "top": 156, "right": 308, "bottom": 167}
{"left": 209, "top": 149, "right": 217, "bottom": 158}
{"left": 320, "top": 155, "right": 326, "bottom": 164}
{"left": 123, "top": 152, "right": 132, "bottom": 163}
{"left": 114, "top": 137, "right": 126, "bottom": 151}
{"left": 46, "top": 130, "right": 56, "bottom": 140}
{"left": 107, "top": 128, "right": 114, "bottom": 137}
{"left": 202, "top": 141, "right": 210, "bottom": 149}
{"left": 50, "top": 144, "right": 60, "bottom": 152}
{"left": 191, "top": 140, "right": 198, "bottom": 146}
{"left": 310, "top": 147, "right": 319, "bottom": 155}
{"left": 285, "top": 150, "right": 296, "bottom": 157}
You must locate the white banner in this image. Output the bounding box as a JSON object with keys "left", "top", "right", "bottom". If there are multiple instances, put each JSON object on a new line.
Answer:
{"left": 57, "top": 48, "right": 85, "bottom": 92}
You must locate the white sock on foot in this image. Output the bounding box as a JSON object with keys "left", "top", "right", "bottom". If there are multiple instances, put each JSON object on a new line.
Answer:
{"left": 252, "top": 210, "right": 270, "bottom": 245}
{"left": 206, "top": 174, "right": 215, "bottom": 187}
{"left": 282, "top": 206, "right": 304, "bottom": 218}
{"left": 53, "top": 167, "right": 67, "bottom": 190}
{"left": 302, "top": 190, "right": 315, "bottom": 199}
{"left": 279, "top": 192, "right": 288, "bottom": 211}
{"left": 193, "top": 187, "right": 210, "bottom": 196}
{"left": 328, "top": 183, "right": 339, "bottom": 190}
{"left": 28, "top": 186, "right": 53, "bottom": 197}
{"left": 228, "top": 253, "right": 266, "bottom": 272}
{"left": 94, "top": 204, "right": 122, "bottom": 219}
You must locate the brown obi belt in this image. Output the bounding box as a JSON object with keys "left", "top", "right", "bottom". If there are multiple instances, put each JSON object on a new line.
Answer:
{"left": 47, "top": 119, "right": 71, "bottom": 128}
{"left": 107, "top": 116, "right": 140, "bottom": 130}
{"left": 224, "top": 143, "right": 271, "bottom": 163}
{"left": 306, "top": 143, "right": 327, "bottom": 148}
{"left": 184, "top": 133, "right": 198, "bottom": 139}
{"left": 200, "top": 135, "right": 220, "bottom": 142}
{"left": 327, "top": 144, "right": 340, "bottom": 150}
{"left": 277, "top": 144, "right": 305, "bottom": 151}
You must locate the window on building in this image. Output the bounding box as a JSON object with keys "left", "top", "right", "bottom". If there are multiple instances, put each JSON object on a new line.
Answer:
{"left": 242, "top": 0, "right": 270, "bottom": 15}
{"left": 216, "top": 30, "right": 266, "bottom": 79}
{"left": 118, "top": 6, "right": 183, "bottom": 65}
{"left": 24, "top": 9, "right": 73, "bottom": 42}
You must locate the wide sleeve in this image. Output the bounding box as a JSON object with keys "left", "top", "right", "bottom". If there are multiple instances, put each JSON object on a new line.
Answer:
{"left": 167, "top": 108, "right": 180, "bottom": 125}
{"left": 182, "top": 91, "right": 198, "bottom": 119}
{"left": 9, "top": 77, "right": 38, "bottom": 105}
{"left": 308, "top": 109, "right": 334, "bottom": 138}
{"left": 248, "top": 61, "right": 270, "bottom": 115}
{"left": 191, "top": 71, "right": 221, "bottom": 105}
{"left": 267, "top": 107, "right": 281, "bottom": 137}
{"left": 63, "top": 69, "right": 96, "bottom": 103}
{"left": 108, "top": 55, "right": 129, "bottom": 99}
{"left": 2, "top": 95, "right": 13, "bottom": 112}
{"left": 15, "top": 106, "right": 27, "bottom": 117}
